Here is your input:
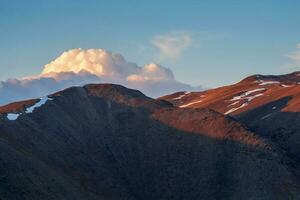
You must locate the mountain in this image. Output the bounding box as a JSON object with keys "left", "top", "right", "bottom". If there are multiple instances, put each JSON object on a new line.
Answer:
{"left": 161, "top": 71, "right": 300, "bottom": 184}
{"left": 0, "top": 83, "right": 299, "bottom": 199}
{"left": 161, "top": 71, "right": 300, "bottom": 114}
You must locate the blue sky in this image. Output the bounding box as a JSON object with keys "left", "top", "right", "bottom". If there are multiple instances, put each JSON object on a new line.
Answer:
{"left": 1, "top": 0, "right": 300, "bottom": 87}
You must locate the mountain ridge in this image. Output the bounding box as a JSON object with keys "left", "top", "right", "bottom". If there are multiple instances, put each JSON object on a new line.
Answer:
{"left": 0, "top": 82, "right": 299, "bottom": 199}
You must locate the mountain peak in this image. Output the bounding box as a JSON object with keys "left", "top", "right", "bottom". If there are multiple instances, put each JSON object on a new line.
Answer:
{"left": 83, "top": 83, "right": 172, "bottom": 108}
{"left": 0, "top": 83, "right": 173, "bottom": 120}
{"left": 240, "top": 71, "right": 300, "bottom": 84}
{"left": 84, "top": 83, "right": 147, "bottom": 99}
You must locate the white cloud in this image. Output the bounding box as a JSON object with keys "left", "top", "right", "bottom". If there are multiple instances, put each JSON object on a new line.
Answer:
{"left": 152, "top": 32, "right": 192, "bottom": 59}
{"left": 42, "top": 49, "right": 139, "bottom": 78}
{"left": 39, "top": 49, "right": 175, "bottom": 83}
{"left": 281, "top": 44, "right": 300, "bottom": 72}
{"left": 0, "top": 48, "right": 201, "bottom": 105}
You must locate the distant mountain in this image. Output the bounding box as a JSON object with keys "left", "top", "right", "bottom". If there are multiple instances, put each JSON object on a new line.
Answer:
{"left": 0, "top": 83, "right": 299, "bottom": 199}
{"left": 161, "top": 71, "right": 300, "bottom": 114}
{"left": 161, "top": 71, "right": 300, "bottom": 187}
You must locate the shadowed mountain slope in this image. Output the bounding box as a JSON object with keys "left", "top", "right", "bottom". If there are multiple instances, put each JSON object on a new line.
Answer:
{"left": 0, "top": 84, "right": 299, "bottom": 199}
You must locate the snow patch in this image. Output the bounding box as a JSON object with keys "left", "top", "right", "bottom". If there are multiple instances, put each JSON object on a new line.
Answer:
{"left": 225, "top": 103, "right": 248, "bottom": 115}
{"left": 225, "top": 88, "right": 265, "bottom": 115}
{"left": 228, "top": 101, "right": 240, "bottom": 107}
{"left": 7, "top": 113, "right": 21, "bottom": 120}
{"left": 247, "top": 93, "right": 264, "bottom": 101}
{"left": 281, "top": 84, "right": 293, "bottom": 88}
{"left": 180, "top": 100, "right": 203, "bottom": 108}
{"left": 25, "top": 97, "right": 53, "bottom": 114}
{"left": 259, "top": 81, "right": 280, "bottom": 86}
{"left": 229, "top": 88, "right": 265, "bottom": 102}
{"left": 5, "top": 96, "right": 53, "bottom": 121}
{"left": 172, "top": 91, "right": 191, "bottom": 100}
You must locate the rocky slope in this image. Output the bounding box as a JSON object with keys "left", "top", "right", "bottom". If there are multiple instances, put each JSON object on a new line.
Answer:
{"left": 0, "top": 84, "right": 299, "bottom": 199}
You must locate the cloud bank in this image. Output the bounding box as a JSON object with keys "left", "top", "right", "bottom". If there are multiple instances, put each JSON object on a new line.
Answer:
{"left": 0, "top": 48, "right": 200, "bottom": 105}
{"left": 152, "top": 32, "right": 192, "bottom": 59}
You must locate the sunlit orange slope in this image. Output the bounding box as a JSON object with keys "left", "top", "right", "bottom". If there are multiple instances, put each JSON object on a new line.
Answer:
{"left": 161, "top": 71, "right": 300, "bottom": 115}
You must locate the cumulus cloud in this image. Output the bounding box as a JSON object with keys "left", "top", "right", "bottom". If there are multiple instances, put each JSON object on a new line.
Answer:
{"left": 152, "top": 32, "right": 192, "bottom": 59}
{"left": 281, "top": 44, "right": 300, "bottom": 72}
{"left": 42, "top": 49, "right": 139, "bottom": 78}
{"left": 126, "top": 64, "right": 174, "bottom": 82}
{"left": 0, "top": 48, "right": 200, "bottom": 105}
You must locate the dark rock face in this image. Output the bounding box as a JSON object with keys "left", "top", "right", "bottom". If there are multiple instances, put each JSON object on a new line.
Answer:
{"left": 0, "top": 84, "right": 299, "bottom": 199}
